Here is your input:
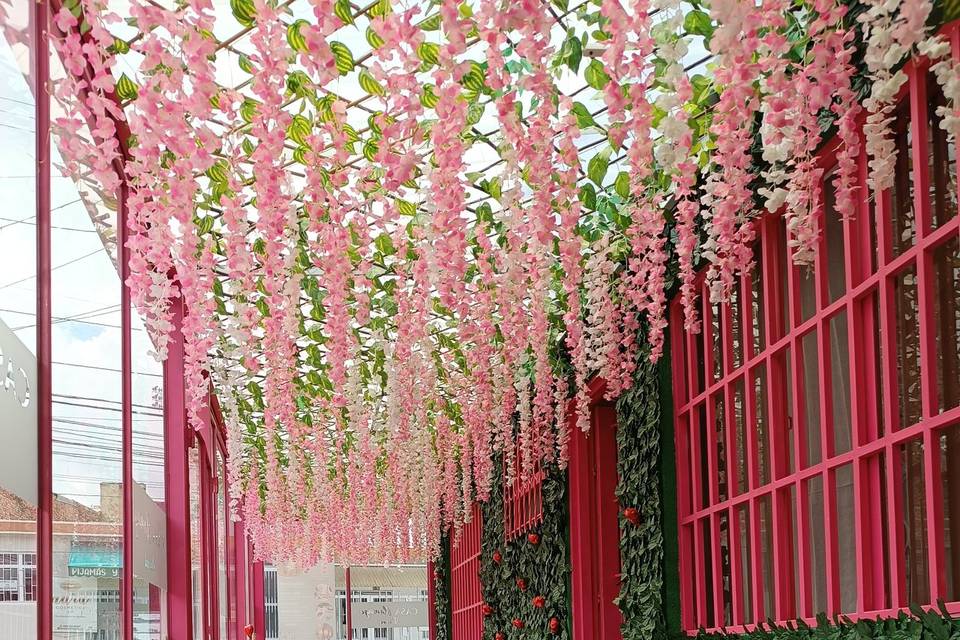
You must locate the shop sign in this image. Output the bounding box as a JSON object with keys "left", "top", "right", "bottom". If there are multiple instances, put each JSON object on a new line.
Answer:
{"left": 0, "top": 317, "right": 37, "bottom": 505}
{"left": 350, "top": 601, "right": 428, "bottom": 628}
{"left": 53, "top": 590, "right": 97, "bottom": 633}
{"left": 67, "top": 565, "right": 121, "bottom": 578}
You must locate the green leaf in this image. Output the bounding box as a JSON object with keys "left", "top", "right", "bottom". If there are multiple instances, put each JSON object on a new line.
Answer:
{"left": 417, "top": 41, "right": 440, "bottom": 68}
{"left": 365, "top": 25, "right": 385, "bottom": 49}
{"left": 238, "top": 54, "right": 254, "bottom": 74}
{"left": 683, "top": 9, "right": 713, "bottom": 38}
{"left": 587, "top": 147, "right": 610, "bottom": 186}
{"left": 420, "top": 84, "right": 440, "bottom": 109}
{"left": 288, "top": 114, "right": 312, "bottom": 145}
{"left": 614, "top": 171, "right": 630, "bottom": 199}
{"left": 206, "top": 159, "right": 229, "bottom": 184}
{"left": 570, "top": 101, "right": 595, "bottom": 129}
{"left": 286, "top": 19, "right": 309, "bottom": 53}
{"left": 368, "top": 0, "right": 390, "bottom": 17}
{"left": 584, "top": 58, "right": 610, "bottom": 90}
{"left": 565, "top": 35, "right": 582, "bottom": 73}
{"left": 466, "top": 101, "right": 484, "bottom": 127}
{"left": 363, "top": 139, "right": 379, "bottom": 162}
{"left": 329, "top": 41, "right": 354, "bottom": 75}
{"left": 240, "top": 98, "right": 259, "bottom": 123}
{"left": 334, "top": 0, "right": 354, "bottom": 25}
{"left": 230, "top": 0, "right": 256, "bottom": 26}
{"left": 460, "top": 61, "right": 486, "bottom": 93}
{"left": 395, "top": 198, "right": 417, "bottom": 216}
{"left": 579, "top": 183, "right": 597, "bottom": 210}
{"left": 108, "top": 38, "right": 130, "bottom": 55}
{"left": 374, "top": 233, "right": 395, "bottom": 256}
{"left": 358, "top": 69, "right": 385, "bottom": 96}
{"left": 419, "top": 13, "right": 442, "bottom": 30}
{"left": 115, "top": 73, "right": 138, "bottom": 101}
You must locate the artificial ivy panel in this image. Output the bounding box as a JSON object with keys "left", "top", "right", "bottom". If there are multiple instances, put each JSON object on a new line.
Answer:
{"left": 693, "top": 610, "right": 960, "bottom": 640}
{"left": 614, "top": 342, "right": 668, "bottom": 640}
{"left": 433, "top": 534, "right": 452, "bottom": 640}
{"left": 478, "top": 461, "right": 570, "bottom": 640}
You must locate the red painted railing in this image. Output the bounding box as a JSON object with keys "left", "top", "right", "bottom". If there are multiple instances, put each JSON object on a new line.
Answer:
{"left": 503, "top": 441, "right": 545, "bottom": 541}
{"left": 670, "top": 22, "right": 960, "bottom": 632}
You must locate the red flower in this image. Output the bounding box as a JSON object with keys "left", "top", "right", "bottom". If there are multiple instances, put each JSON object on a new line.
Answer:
{"left": 493, "top": 549, "right": 503, "bottom": 564}
{"left": 550, "top": 617, "right": 561, "bottom": 634}
{"left": 516, "top": 577, "right": 527, "bottom": 591}
{"left": 527, "top": 532, "right": 540, "bottom": 545}
{"left": 243, "top": 624, "right": 255, "bottom": 638}
{"left": 482, "top": 604, "right": 494, "bottom": 617}
{"left": 623, "top": 507, "right": 639, "bottom": 525}
{"left": 496, "top": 634, "right": 505, "bottom": 640}
{"left": 532, "top": 595, "right": 545, "bottom": 608}
{"left": 512, "top": 619, "right": 524, "bottom": 629}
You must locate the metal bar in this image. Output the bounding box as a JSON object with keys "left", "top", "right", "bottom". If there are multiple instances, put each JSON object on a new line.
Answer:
{"left": 120, "top": 147, "right": 134, "bottom": 640}
{"left": 253, "top": 560, "right": 265, "bottom": 640}
{"left": 35, "top": 0, "right": 53, "bottom": 636}
{"left": 346, "top": 566, "right": 352, "bottom": 638}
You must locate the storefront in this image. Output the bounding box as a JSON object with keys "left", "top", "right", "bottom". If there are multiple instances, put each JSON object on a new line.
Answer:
{"left": 0, "top": 1, "right": 262, "bottom": 638}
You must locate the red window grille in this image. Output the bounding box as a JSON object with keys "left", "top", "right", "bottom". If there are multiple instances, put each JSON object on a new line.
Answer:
{"left": 450, "top": 504, "right": 483, "bottom": 640}
{"left": 670, "top": 23, "right": 960, "bottom": 633}
{"left": 503, "top": 441, "right": 545, "bottom": 541}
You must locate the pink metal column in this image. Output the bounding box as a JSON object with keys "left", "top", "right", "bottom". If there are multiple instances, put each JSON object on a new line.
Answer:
{"left": 34, "top": 0, "right": 53, "bottom": 637}
{"left": 165, "top": 295, "right": 193, "bottom": 640}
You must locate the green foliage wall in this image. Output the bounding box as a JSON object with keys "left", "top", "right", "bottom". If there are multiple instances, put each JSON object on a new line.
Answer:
{"left": 694, "top": 610, "right": 960, "bottom": 640}
{"left": 434, "top": 534, "right": 452, "bottom": 640}
{"left": 478, "top": 462, "right": 571, "bottom": 640}
{"left": 614, "top": 343, "right": 672, "bottom": 640}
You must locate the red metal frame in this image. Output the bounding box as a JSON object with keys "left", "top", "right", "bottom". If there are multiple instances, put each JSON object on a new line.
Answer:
{"left": 503, "top": 441, "right": 545, "bottom": 541}
{"left": 568, "top": 377, "right": 623, "bottom": 640}
{"left": 671, "top": 23, "right": 960, "bottom": 632}
{"left": 450, "top": 504, "right": 483, "bottom": 639}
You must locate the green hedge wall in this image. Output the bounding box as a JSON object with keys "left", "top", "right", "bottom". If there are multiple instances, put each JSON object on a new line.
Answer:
{"left": 693, "top": 609, "right": 960, "bottom": 640}
{"left": 434, "top": 533, "right": 452, "bottom": 640}
{"left": 614, "top": 342, "right": 671, "bottom": 640}
{"left": 478, "top": 461, "right": 571, "bottom": 640}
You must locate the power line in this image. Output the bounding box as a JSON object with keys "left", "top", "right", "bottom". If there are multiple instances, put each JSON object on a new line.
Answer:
{"left": 0, "top": 247, "right": 104, "bottom": 290}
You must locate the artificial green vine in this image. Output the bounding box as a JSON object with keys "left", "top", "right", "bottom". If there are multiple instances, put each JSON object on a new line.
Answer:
{"left": 434, "top": 534, "right": 452, "bottom": 640}
{"left": 614, "top": 341, "right": 668, "bottom": 640}
{"left": 478, "top": 460, "right": 571, "bottom": 640}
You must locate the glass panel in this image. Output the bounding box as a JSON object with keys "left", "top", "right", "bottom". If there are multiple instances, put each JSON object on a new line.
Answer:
{"left": 714, "top": 394, "right": 727, "bottom": 503}
{"left": 190, "top": 447, "right": 203, "bottom": 640}
{"left": 719, "top": 511, "right": 733, "bottom": 626}
{"left": 901, "top": 439, "right": 930, "bottom": 605}
{"left": 50, "top": 30, "right": 124, "bottom": 640}
{"left": 878, "top": 453, "right": 893, "bottom": 609}
{"left": 218, "top": 451, "right": 228, "bottom": 640}
{"left": 798, "top": 264, "right": 816, "bottom": 325}
{"left": 835, "top": 464, "right": 857, "bottom": 613}
{"left": 132, "top": 273, "right": 166, "bottom": 639}
{"left": 890, "top": 99, "right": 916, "bottom": 257}
{"left": 800, "top": 330, "right": 822, "bottom": 467}
{"left": 824, "top": 170, "right": 846, "bottom": 303}
{"left": 758, "top": 494, "right": 775, "bottom": 619}
{"left": 752, "top": 242, "right": 765, "bottom": 355}
{"left": 941, "top": 425, "right": 960, "bottom": 601}
{"left": 734, "top": 379, "right": 747, "bottom": 494}
{"left": 732, "top": 281, "right": 743, "bottom": 370}
{"left": 894, "top": 266, "right": 922, "bottom": 429}
{"left": 790, "top": 485, "right": 801, "bottom": 616}
{"left": 928, "top": 71, "right": 958, "bottom": 230}
{"left": 712, "top": 302, "right": 723, "bottom": 382}
{"left": 695, "top": 295, "right": 706, "bottom": 394}
{"left": 775, "top": 347, "right": 796, "bottom": 476}
{"left": 697, "top": 403, "right": 709, "bottom": 509}
{"left": 737, "top": 505, "right": 753, "bottom": 623}
{"left": 871, "top": 290, "right": 887, "bottom": 437}
{"left": 806, "top": 475, "right": 828, "bottom": 615}
{"left": 933, "top": 238, "right": 960, "bottom": 413}
{"left": 775, "top": 217, "right": 790, "bottom": 340}
{"left": 702, "top": 518, "right": 715, "bottom": 627}
{"left": 755, "top": 366, "right": 770, "bottom": 485}
{"left": 829, "top": 312, "right": 852, "bottom": 456}
{"left": 0, "top": 1, "right": 37, "bottom": 637}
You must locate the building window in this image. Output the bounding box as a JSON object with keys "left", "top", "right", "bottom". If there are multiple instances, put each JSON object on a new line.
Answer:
{"left": 671, "top": 42, "right": 960, "bottom": 631}
{"left": 0, "top": 552, "right": 37, "bottom": 602}
{"left": 264, "top": 565, "right": 279, "bottom": 639}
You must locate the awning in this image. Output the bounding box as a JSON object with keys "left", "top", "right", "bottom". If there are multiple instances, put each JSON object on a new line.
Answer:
{"left": 68, "top": 546, "right": 121, "bottom": 578}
